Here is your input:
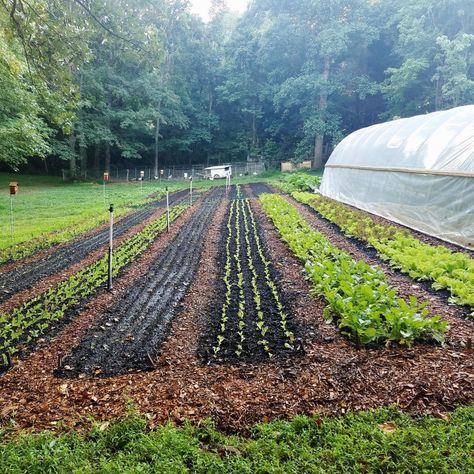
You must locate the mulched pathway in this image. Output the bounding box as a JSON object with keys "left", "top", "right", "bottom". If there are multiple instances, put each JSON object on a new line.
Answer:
{"left": 0, "top": 186, "right": 472, "bottom": 434}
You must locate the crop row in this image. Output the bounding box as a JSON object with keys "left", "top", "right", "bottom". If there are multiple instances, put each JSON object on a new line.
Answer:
{"left": 0, "top": 204, "right": 188, "bottom": 369}
{"left": 211, "top": 191, "right": 295, "bottom": 360}
{"left": 293, "top": 192, "right": 474, "bottom": 310}
{"left": 260, "top": 194, "right": 447, "bottom": 347}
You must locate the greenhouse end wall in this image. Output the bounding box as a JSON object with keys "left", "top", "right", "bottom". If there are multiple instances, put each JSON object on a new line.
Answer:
{"left": 321, "top": 167, "right": 473, "bottom": 249}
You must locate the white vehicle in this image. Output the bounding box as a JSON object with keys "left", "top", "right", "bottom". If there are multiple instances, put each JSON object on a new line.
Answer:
{"left": 204, "top": 165, "right": 232, "bottom": 180}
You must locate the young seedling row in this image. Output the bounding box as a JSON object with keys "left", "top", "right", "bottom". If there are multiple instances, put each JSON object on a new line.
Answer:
{"left": 200, "top": 186, "right": 298, "bottom": 362}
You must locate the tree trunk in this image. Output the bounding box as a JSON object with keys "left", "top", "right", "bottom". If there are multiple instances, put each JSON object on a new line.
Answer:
{"left": 313, "top": 57, "right": 331, "bottom": 169}
{"left": 252, "top": 110, "right": 257, "bottom": 150}
{"left": 154, "top": 116, "right": 160, "bottom": 178}
{"left": 69, "top": 133, "right": 77, "bottom": 178}
{"left": 105, "top": 143, "right": 111, "bottom": 174}
{"left": 93, "top": 144, "right": 100, "bottom": 177}
{"left": 79, "top": 136, "right": 87, "bottom": 178}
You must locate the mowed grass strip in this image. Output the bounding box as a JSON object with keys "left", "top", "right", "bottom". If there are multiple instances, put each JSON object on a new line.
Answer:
{"left": 0, "top": 173, "right": 185, "bottom": 263}
{"left": 0, "top": 406, "right": 473, "bottom": 473}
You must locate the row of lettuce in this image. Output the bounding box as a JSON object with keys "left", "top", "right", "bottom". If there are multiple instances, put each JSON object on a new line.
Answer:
{"left": 293, "top": 192, "right": 474, "bottom": 310}
{"left": 260, "top": 194, "right": 448, "bottom": 347}
{"left": 0, "top": 205, "right": 188, "bottom": 369}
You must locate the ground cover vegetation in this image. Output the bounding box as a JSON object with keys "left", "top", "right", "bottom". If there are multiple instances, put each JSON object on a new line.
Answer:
{"left": 0, "top": 173, "right": 185, "bottom": 263}
{"left": 274, "top": 172, "right": 322, "bottom": 194}
{"left": 0, "top": 0, "right": 472, "bottom": 173}
{"left": 294, "top": 191, "right": 474, "bottom": 310}
{"left": 1, "top": 405, "right": 474, "bottom": 473}
{"left": 0, "top": 204, "right": 187, "bottom": 370}
{"left": 260, "top": 193, "right": 448, "bottom": 346}
{"left": 200, "top": 186, "right": 298, "bottom": 361}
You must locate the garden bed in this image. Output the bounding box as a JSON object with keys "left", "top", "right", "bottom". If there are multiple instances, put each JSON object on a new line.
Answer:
{"left": 0, "top": 183, "right": 472, "bottom": 434}
{"left": 198, "top": 186, "right": 300, "bottom": 362}
{"left": 0, "top": 188, "right": 192, "bottom": 305}
{"left": 57, "top": 189, "right": 223, "bottom": 377}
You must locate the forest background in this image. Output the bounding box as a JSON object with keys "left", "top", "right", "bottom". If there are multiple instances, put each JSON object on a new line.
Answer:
{"left": 0, "top": 0, "right": 473, "bottom": 177}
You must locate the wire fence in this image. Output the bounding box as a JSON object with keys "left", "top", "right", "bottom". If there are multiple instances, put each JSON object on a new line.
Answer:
{"left": 63, "top": 161, "right": 266, "bottom": 182}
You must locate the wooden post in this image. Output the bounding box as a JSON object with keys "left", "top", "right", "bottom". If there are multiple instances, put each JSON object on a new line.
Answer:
{"left": 166, "top": 187, "right": 170, "bottom": 232}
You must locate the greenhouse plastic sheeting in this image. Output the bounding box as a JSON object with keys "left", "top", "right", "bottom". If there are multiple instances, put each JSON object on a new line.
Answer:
{"left": 320, "top": 105, "right": 474, "bottom": 249}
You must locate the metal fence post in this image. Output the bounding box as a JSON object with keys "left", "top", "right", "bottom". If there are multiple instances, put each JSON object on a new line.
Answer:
{"left": 108, "top": 204, "right": 114, "bottom": 291}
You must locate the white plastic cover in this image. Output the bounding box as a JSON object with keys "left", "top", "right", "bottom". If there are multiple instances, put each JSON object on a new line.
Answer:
{"left": 320, "top": 105, "right": 474, "bottom": 249}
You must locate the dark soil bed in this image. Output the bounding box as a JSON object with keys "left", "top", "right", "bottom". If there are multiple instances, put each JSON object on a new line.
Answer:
{"left": 56, "top": 189, "right": 223, "bottom": 378}
{"left": 198, "top": 187, "right": 300, "bottom": 363}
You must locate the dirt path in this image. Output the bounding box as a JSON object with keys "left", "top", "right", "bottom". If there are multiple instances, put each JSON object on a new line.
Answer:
{"left": 0, "top": 189, "right": 191, "bottom": 305}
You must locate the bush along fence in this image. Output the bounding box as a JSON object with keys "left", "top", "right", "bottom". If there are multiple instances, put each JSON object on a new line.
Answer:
{"left": 259, "top": 193, "right": 448, "bottom": 347}
{"left": 0, "top": 204, "right": 188, "bottom": 370}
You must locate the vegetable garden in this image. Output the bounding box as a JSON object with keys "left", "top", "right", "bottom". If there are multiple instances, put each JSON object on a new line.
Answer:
{"left": 0, "top": 177, "right": 473, "bottom": 449}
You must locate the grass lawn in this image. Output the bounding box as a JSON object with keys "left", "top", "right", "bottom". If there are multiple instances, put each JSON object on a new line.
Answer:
{"left": 1, "top": 406, "right": 472, "bottom": 473}
{"left": 0, "top": 173, "right": 186, "bottom": 263}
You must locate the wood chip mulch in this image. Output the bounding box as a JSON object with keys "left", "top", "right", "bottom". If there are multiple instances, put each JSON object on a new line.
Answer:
{"left": 0, "top": 189, "right": 473, "bottom": 434}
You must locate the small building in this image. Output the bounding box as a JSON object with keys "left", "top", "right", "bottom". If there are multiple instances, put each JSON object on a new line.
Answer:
{"left": 204, "top": 165, "right": 232, "bottom": 180}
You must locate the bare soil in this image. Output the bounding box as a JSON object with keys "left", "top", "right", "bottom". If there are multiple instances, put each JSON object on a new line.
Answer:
{"left": 57, "top": 189, "right": 223, "bottom": 378}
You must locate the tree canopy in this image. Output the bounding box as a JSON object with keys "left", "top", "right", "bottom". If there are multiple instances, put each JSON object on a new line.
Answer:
{"left": 0, "top": 0, "right": 472, "bottom": 173}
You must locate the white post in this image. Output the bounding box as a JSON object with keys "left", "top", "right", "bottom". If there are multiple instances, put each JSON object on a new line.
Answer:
{"left": 166, "top": 187, "right": 170, "bottom": 232}
{"left": 107, "top": 204, "right": 114, "bottom": 291}
{"left": 10, "top": 195, "right": 14, "bottom": 237}
{"left": 190, "top": 177, "right": 193, "bottom": 206}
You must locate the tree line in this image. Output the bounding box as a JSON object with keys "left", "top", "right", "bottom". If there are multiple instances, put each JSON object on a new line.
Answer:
{"left": 0, "top": 0, "right": 472, "bottom": 176}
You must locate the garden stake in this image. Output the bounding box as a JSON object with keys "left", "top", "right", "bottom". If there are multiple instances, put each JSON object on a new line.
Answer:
{"left": 108, "top": 204, "right": 114, "bottom": 291}
{"left": 166, "top": 187, "right": 170, "bottom": 232}
{"left": 9, "top": 181, "right": 18, "bottom": 238}
{"left": 10, "top": 194, "right": 14, "bottom": 238}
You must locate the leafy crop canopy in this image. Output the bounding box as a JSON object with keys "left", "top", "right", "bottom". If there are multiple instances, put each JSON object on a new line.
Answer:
{"left": 321, "top": 105, "right": 474, "bottom": 249}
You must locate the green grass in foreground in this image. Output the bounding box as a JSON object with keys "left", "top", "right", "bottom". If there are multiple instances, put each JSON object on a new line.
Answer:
{"left": 1, "top": 406, "right": 473, "bottom": 473}
{"left": 0, "top": 173, "right": 185, "bottom": 263}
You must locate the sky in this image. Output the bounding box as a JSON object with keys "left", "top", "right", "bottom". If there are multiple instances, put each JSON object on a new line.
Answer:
{"left": 189, "top": 0, "right": 249, "bottom": 22}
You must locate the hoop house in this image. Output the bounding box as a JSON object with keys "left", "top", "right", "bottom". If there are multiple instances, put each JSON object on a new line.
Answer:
{"left": 320, "top": 105, "right": 474, "bottom": 249}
